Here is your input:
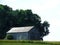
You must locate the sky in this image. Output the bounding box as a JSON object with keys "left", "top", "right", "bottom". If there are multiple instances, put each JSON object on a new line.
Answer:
{"left": 0, "top": 0, "right": 60, "bottom": 41}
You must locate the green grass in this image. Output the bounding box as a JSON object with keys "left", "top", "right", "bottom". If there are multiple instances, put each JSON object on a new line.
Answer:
{"left": 0, "top": 40, "right": 60, "bottom": 45}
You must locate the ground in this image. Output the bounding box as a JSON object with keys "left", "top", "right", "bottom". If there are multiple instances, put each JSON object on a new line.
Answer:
{"left": 0, "top": 40, "right": 60, "bottom": 45}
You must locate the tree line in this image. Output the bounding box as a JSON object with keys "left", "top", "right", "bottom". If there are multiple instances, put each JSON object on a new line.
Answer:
{"left": 0, "top": 4, "right": 50, "bottom": 39}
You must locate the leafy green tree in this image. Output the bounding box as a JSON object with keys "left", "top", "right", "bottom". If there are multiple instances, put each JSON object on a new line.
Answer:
{"left": 42, "top": 21, "right": 50, "bottom": 36}
{"left": 35, "top": 21, "right": 50, "bottom": 40}
{"left": 0, "top": 4, "right": 50, "bottom": 40}
{"left": 0, "top": 4, "right": 12, "bottom": 39}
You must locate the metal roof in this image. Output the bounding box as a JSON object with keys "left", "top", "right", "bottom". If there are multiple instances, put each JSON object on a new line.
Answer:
{"left": 7, "top": 26, "right": 34, "bottom": 33}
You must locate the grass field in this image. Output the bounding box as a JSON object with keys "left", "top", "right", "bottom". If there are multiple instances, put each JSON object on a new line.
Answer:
{"left": 0, "top": 40, "right": 60, "bottom": 45}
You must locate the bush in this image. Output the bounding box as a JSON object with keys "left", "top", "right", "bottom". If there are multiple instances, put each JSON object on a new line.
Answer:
{"left": 7, "top": 34, "right": 14, "bottom": 40}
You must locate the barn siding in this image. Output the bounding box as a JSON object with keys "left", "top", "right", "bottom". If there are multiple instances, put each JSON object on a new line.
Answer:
{"left": 7, "top": 32, "right": 28, "bottom": 40}
{"left": 28, "top": 27, "right": 40, "bottom": 40}
{"left": 16, "top": 32, "right": 28, "bottom": 40}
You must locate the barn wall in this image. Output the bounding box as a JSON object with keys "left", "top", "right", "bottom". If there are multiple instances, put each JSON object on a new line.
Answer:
{"left": 28, "top": 27, "right": 40, "bottom": 40}
{"left": 7, "top": 32, "right": 28, "bottom": 40}
{"left": 16, "top": 32, "right": 28, "bottom": 40}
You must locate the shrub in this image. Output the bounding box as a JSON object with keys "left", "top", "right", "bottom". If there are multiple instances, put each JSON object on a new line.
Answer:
{"left": 7, "top": 34, "right": 14, "bottom": 40}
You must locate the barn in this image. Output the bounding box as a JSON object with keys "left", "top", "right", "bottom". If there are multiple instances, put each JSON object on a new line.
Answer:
{"left": 7, "top": 26, "right": 43, "bottom": 40}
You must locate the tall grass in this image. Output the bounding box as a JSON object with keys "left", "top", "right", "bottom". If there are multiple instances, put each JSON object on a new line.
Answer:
{"left": 0, "top": 40, "right": 60, "bottom": 45}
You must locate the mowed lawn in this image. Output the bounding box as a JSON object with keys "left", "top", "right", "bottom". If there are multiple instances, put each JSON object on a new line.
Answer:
{"left": 0, "top": 40, "right": 60, "bottom": 45}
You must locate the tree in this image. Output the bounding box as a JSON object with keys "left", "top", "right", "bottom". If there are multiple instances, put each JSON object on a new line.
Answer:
{"left": 0, "top": 4, "right": 50, "bottom": 40}
{"left": 0, "top": 5, "right": 41, "bottom": 39}
{"left": 35, "top": 21, "right": 50, "bottom": 40}
{"left": 42, "top": 21, "right": 50, "bottom": 36}
{"left": 0, "top": 4, "right": 12, "bottom": 39}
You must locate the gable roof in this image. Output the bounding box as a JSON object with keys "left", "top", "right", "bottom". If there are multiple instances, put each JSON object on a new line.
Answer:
{"left": 7, "top": 26, "right": 34, "bottom": 33}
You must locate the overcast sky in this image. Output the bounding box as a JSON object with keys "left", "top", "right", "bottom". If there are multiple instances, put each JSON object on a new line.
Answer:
{"left": 0, "top": 0, "right": 60, "bottom": 41}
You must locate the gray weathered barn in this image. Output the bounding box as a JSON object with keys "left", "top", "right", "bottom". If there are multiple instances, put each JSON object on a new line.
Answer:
{"left": 7, "top": 26, "right": 43, "bottom": 40}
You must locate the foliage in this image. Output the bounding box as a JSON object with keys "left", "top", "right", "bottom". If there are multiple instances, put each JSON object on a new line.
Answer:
{"left": 42, "top": 21, "right": 50, "bottom": 36}
{"left": 35, "top": 21, "right": 50, "bottom": 38}
{"left": 6, "top": 34, "right": 14, "bottom": 40}
{"left": 0, "top": 4, "right": 50, "bottom": 40}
